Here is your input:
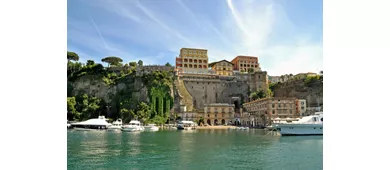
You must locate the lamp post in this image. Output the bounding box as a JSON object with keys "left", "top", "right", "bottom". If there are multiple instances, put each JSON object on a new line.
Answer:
{"left": 106, "top": 105, "right": 111, "bottom": 118}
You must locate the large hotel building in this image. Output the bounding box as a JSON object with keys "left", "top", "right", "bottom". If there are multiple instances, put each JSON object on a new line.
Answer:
{"left": 231, "top": 56, "right": 260, "bottom": 72}
{"left": 243, "top": 97, "right": 302, "bottom": 125}
{"left": 175, "top": 48, "right": 209, "bottom": 74}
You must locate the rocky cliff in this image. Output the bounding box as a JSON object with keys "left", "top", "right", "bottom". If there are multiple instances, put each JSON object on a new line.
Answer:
{"left": 273, "top": 79, "right": 323, "bottom": 107}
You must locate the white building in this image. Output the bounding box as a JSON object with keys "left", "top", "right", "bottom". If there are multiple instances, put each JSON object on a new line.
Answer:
{"left": 296, "top": 99, "right": 307, "bottom": 116}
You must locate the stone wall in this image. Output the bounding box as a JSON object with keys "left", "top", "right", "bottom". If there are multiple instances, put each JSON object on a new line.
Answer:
{"left": 179, "top": 73, "right": 257, "bottom": 111}
{"left": 273, "top": 79, "right": 323, "bottom": 108}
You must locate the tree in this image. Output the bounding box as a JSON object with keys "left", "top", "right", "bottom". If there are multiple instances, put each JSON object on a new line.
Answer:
{"left": 248, "top": 68, "right": 254, "bottom": 73}
{"left": 256, "top": 90, "right": 267, "bottom": 99}
{"left": 129, "top": 62, "right": 137, "bottom": 67}
{"left": 165, "top": 62, "right": 172, "bottom": 67}
{"left": 320, "top": 70, "right": 323, "bottom": 75}
{"left": 101, "top": 56, "right": 123, "bottom": 67}
{"left": 67, "top": 51, "right": 79, "bottom": 62}
{"left": 250, "top": 92, "right": 258, "bottom": 101}
{"left": 138, "top": 60, "right": 143, "bottom": 67}
{"left": 86, "top": 60, "right": 95, "bottom": 66}
{"left": 120, "top": 108, "right": 135, "bottom": 123}
{"left": 67, "top": 97, "right": 80, "bottom": 120}
{"left": 135, "top": 102, "right": 151, "bottom": 122}
{"left": 76, "top": 94, "right": 101, "bottom": 120}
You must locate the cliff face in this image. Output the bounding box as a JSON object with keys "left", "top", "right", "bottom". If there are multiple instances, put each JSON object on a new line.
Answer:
{"left": 273, "top": 79, "right": 323, "bottom": 107}
{"left": 69, "top": 75, "right": 150, "bottom": 104}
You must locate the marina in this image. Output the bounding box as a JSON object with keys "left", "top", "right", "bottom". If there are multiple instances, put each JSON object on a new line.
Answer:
{"left": 67, "top": 129, "right": 323, "bottom": 170}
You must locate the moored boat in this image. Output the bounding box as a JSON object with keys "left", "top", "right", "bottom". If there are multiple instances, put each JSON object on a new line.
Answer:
{"left": 122, "top": 120, "right": 144, "bottom": 132}
{"left": 177, "top": 121, "right": 196, "bottom": 130}
{"left": 107, "top": 119, "right": 123, "bottom": 131}
{"left": 71, "top": 116, "right": 112, "bottom": 131}
{"left": 144, "top": 124, "right": 159, "bottom": 132}
{"left": 273, "top": 112, "right": 323, "bottom": 136}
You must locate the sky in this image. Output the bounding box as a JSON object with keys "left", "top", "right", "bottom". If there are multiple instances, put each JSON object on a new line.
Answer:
{"left": 67, "top": 0, "right": 323, "bottom": 76}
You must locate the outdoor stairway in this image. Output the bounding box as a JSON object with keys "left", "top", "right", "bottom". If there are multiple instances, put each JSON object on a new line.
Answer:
{"left": 174, "top": 79, "right": 194, "bottom": 111}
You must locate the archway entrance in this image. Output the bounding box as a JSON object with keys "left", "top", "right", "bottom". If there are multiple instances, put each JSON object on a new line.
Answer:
{"left": 207, "top": 119, "right": 211, "bottom": 125}
{"left": 222, "top": 119, "right": 225, "bottom": 125}
{"left": 234, "top": 101, "right": 239, "bottom": 109}
{"left": 214, "top": 119, "right": 218, "bottom": 125}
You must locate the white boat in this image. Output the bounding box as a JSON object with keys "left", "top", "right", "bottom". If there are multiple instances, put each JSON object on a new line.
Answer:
{"left": 144, "top": 124, "right": 159, "bottom": 132}
{"left": 273, "top": 112, "right": 323, "bottom": 136}
{"left": 67, "top": 120, "right": 71, "bottom": 129}
{"left": 121, "top": 120, "right": 144, "bottom": 132}
{"left": 107, "top": 119, "right": 123, "bottom": 131}
{"left": 71, "top": 116, "right": 112, "bottom": 131}
{"left": 177, "top": 121, "right": 196, "bottom": 130}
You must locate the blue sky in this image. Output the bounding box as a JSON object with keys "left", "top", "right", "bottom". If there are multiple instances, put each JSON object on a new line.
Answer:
{"left": 67, "top": 0, "right": 323, "bottom": 76}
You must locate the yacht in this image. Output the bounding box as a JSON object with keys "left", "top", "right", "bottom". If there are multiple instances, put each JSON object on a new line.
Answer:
{"left": 177, "top": 121, "right": 196, "bottom": 130}
{"left": 273, "top": 112, "right": 323, "bottom": 136}
{"left": 71, "top": 116, "right": 112, "bottom": 131}
{"left": 121, "top": 120, "right": 144, "bottom": 132}
{"left": 144, "top": 124, "right": 159, "bottom": 132}
{"left": 67, "top": 120, "right": 71, "bottom": 129}
{"left": 107, "top": 119, "right": 123, "bottom": 131}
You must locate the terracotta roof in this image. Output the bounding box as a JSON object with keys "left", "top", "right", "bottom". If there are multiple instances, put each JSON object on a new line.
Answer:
{"left": 208, "top": 60, "right": 233, "bottom": 67}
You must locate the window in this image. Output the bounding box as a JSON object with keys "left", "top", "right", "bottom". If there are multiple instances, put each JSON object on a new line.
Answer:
{"left": 215, "top": 114, "right": 217, "bottom": 117}
{"left": 301, "top": 107, "right": 304, "bottom": 110}
{"left": 272, "top": 110, "right": 275, "bottom": 114}
{"left": 278, "top": 104, "right": 281, "bottom": 108}
{"left": 301, "top": 102, "right": 304, "bottom": 105}
{"left": 207, "top": 114, "right": 210, "bottom": 117}
{"left": 290, "top": 110, "right": 292, "bottom": 114}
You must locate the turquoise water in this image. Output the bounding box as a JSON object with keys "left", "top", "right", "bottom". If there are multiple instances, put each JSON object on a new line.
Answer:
{"left": 67, "top": 129, "right": 322, "bottom": 170}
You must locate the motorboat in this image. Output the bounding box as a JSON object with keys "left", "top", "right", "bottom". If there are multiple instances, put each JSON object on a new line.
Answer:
{"left": 230, "top": 127, "right": 249, "bottom": 130}
{"left": 107, "top": 119, "right": 123, "bottom": 131}
{"left": 71, "top": 116, "right": 112, "bottom": 131}
{"left": 121, "top": 120, "right": 144, "bottom": 132}
{"left": 273, "top": 112, "right": 323, "bottom": 136}
{"left": 177, "top": 121, "right": 196, "bottom": 130}
{"left": 144, "top": 124, "right": 159, "bottom": 132}
{"left": 67, "top": 120, "right": 71, "bottom": 129}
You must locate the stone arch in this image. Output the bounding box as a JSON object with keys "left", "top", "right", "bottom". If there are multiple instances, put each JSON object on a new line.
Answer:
{"left": 207, "top": 119, "right": 211, "bottom": 125}
{"left": 222, "top": 119, "right": 225, "bottom": 125}
{"left": 214, "top": 119, "right": 218, "bottom": 125}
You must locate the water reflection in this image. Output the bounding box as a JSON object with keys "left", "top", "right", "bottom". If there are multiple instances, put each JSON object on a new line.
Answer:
{"left": 68, "top": 129, "right": 323, "bottom": 170}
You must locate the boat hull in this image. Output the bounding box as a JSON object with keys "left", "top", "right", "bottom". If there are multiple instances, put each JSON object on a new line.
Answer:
{"left": 177, "top": 127, "right": 195, "bottom": 130}
{"left": 121, "top": 127, "right": 144, "bottom": 132}
{"left": 73, "top": 127, "right": 106, "bottom": 131}
{"left": 107, "top": 128, "right": 121, "bottom": 131}
{"left": 144, "top": 127, "right": 159, "bottom": 132}
{"left": 275, "top": 124, "right": 323, "bottom": 136}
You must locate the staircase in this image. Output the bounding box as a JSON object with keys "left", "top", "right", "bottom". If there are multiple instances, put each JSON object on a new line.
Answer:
{"left": 174, "top": 78, "right": 194, "bottom": 111}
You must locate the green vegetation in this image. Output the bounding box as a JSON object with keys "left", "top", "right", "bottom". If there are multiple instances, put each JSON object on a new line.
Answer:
{"left": 101, "top": 56, "right": 123, "bottom": 67}
{"left": 250, "top": 89, "right": 267, "bottom": 101}
{"left": 248, "top": 68, "right": 254, "bottom": 73}
{"left": 67, "top": 52, "right": 174, "bottom": 125}
{"left": 304, "top": 75, "right": 322, "bottom": 87}
{"left": 67, "top": 51, "right": 79, "bottom": 62}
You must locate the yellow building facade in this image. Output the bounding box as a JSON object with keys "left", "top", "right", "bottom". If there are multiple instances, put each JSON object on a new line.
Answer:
{"left": 201, "top": 103, "right": 235, "bottom": 125}
{"left": 176, "top": 48, "right": 209, "bottom": 74}
{"left": 208, "top": 60, "right": 234, "bottom": 76}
